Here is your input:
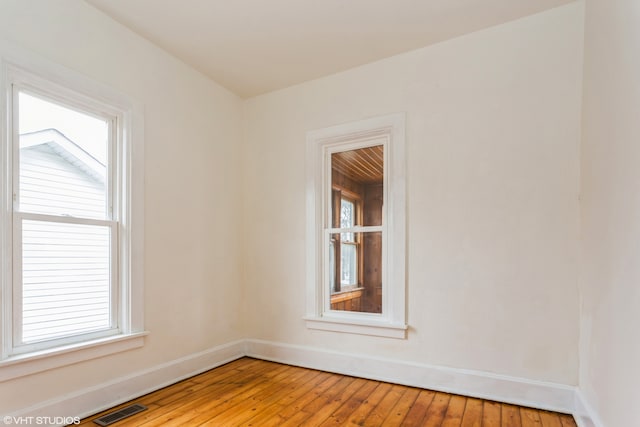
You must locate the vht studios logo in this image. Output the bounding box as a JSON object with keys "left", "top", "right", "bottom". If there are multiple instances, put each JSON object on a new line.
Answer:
{"left": 3, "top": 416, "right": 80, "bottom": 425}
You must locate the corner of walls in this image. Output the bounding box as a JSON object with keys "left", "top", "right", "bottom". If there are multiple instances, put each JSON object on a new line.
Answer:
{"left": 6, "top": 340, "right": 246, "bottom": 426}
{"left": 574, "top": 388, "right": 605, "bottom": 427}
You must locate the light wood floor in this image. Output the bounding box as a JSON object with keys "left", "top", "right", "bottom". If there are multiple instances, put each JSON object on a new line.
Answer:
{"left": 78, "top": 357, "right": 577, "bottom": 427}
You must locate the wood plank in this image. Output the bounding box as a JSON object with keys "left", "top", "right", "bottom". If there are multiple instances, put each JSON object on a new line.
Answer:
{"left": 461, "top": 397, "right": 483, "bottom": 427}
{"left": 539, "top": 411, "right": 564, "bottom": 427}
{"left": 342, "top": 381, "right": 394, "bottom": 426}
{"left": 361, "top": 384, "right": 407, "bottom": 425}
{"left": 483, "top": 401, "right": 502, "bottom": 427}
{"left": 240, "top": 369, "right": 327, "bottom": 426}
{"left": 559, "top": 414, "right": 578, "bottom": 427}
{"left": 422, "top": 392, "right": 452, "bottom": 427}
{"left": 316, "top": 378, "right": 380, "bottom": 426}
{"left": 297, "top": 377, "right": 368, "bottom": 426}
{"left": 521, "top": 407, "right": 543, "bottom": 427}
{"left": 502, "top": 403, "right": 522, "bottom": 427}
{"left": 441, "top": 395, "right": 467, "bottom": 427}
{"left": 400, "top": 389, "right": 436, "bottom": 426}
{"left": 281, "top": 377, "right": 355, "bottom": 426}
{"left": 379, "top": 386, "right": 420, "bottom": 427}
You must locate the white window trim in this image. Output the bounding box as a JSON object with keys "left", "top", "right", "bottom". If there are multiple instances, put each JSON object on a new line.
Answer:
{"left": 0, "top": 43, "right": 146, "bottom": 381}
{"left": 305, "top": 113, "right": 407, "bottom": 339}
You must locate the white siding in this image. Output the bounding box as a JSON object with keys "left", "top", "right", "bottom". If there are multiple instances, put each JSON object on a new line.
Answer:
{"left": 19, "top": 143, "right": 106, "bottom": 220}
{"left": 17, "top": 141, "right": 111, "bottom": 345}
{"left": 21, "top": 220, "right": 111, "bottom": 343}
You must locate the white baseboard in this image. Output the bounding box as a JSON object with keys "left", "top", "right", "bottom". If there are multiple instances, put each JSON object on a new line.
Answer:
{"left": 574, "top": 389, "right": 604, "bottom": 427}
{"left": 8, "top": 338, "right": 598, "bottom": 426}
{"left": 245, "top": 339, "right": 576, "bottom": 414}
{"left": 6, "top": 340, "right": 246, "bottom": 426}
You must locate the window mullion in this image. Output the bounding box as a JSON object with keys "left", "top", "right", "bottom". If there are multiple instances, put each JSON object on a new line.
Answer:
{"left": 11, "top": 213, "right": 23, "bottom": 350}
{"left": 327, "top": 225, "right": 382, "bottom": 234}
{"left": 15, "top": 212, "right": 116, "bottom": 228}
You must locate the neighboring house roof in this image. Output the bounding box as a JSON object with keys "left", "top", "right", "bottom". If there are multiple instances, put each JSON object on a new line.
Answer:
{"left": 20, "top": 128, "right": 106, "bottom": 184}
{"left": 19, "top": 128, "right": 106, "bottom": 219}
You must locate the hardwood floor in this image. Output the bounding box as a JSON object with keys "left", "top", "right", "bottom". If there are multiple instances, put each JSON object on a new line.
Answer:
{"left": 78, "top": 357, "right": 577, "bottom": 427}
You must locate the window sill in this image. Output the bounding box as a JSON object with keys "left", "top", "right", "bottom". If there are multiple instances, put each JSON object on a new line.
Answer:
{"left": 0, "top": 331, "right": 149, "bottom": 382}
{"left": 304, "top": 316, "right": 407, "bottom": 339}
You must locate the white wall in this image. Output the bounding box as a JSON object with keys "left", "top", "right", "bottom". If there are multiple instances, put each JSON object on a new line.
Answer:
{"left": 580, "top": 0, "right": 640, "bottom": 425}
{"left": 243, "top": 2, "right": 584, "bottom": 385}
{"left": 0, "top": 0, "right": 244, "bottom": 415}
{"left": 0, "top": 0, "right": 594, "bottom": 419}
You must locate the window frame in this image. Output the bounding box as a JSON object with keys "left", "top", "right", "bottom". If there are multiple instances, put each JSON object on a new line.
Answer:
{"left": 11, "top": 85, "right": 121, "bottom": 354}
{"left": 333, "top": 194, "right": 362, "bottom": 293}
{"left": 0, "top": 51, "right": 146, "bottom": 381}
{"left": 305, "top": 113, "right": 407, "bottom": 339}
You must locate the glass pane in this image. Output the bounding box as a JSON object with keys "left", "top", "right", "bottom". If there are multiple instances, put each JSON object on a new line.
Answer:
{"left": 340, "top": 198, "right": 355, "bottom": 241}
{"left": 21, "top": 219, "right": 111, "bottom": 343}
{"left": 340, "top": 199, "right": 355, "bottom": 228}
{"left": 329, "top": 231, "right": 382, "bottom": 314}
{"left": 341, "top": 243, "right": 357, "bottom": 285}
{"left": 331, "top": 145, "right": 383, "bottom": 227}
{"left": 18, "top": 91, "right": 109, "bottom": 220}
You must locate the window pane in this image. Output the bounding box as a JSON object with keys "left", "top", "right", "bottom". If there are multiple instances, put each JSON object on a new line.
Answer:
{"left": 340, "top": 198, "right": 355, "bottom": 241}
{"left": 340, "top": 199, "right": 354, "bottom": 228}
{"left": 21, "top": 219, "right": 111, "bottom": 344}
{"left": 329, "top": 231, "right": 382, "bottom": 314}
{"left": 18, "top": 92, "right": 109, "bottom": 220}
{"left": 340, "top": 243, "right": 357, "bottom": 286}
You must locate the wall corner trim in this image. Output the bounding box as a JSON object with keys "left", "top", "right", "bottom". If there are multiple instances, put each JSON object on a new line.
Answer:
{"left": 573, "top": 389, "right": 605, "bottom": 427}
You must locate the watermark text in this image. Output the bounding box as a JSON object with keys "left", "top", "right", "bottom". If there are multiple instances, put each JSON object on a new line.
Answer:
{"left": 3, "top": 416, "right": 80, "bottom": 425}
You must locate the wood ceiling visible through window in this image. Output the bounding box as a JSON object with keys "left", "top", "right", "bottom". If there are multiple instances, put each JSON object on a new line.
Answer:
{"left": 332, "top": 145, "right": 383, "bottom": 184}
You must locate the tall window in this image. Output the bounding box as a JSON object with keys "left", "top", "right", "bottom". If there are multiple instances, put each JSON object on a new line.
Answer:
{"left": 12, "top": 90, "right": 116, "bottom": 353}
{"left": 1, "top": 59, "right": 144, "bottom": 376}
{"left": 305, "top": 113, "right": 406, "bottom": 338}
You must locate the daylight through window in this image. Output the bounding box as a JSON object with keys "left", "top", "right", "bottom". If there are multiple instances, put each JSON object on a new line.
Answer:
{"left": 13, "top": 89, "right": 118, "bottom": 352}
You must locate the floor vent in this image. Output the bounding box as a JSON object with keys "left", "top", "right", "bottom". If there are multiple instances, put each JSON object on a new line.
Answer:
{"left": 93, "top": 404, "right": 148, "bottom": 426}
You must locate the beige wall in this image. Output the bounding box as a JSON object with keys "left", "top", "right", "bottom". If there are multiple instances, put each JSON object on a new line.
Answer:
{"left": 581, "top": 0, "right": 640, "bottom": 425}
{"left": 243, "top": 3, "right": 583, "bottom": 384}
{"left": 0, "top": 0, "right": 244, "bottom": 414}
{"left": 0, "top": 0, "right": 594, "bottom": 417}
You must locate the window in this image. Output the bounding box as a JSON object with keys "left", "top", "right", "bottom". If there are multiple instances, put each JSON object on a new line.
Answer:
{"left": 1, "top": 57, "right": 144, "bottom": 379}
{"left": 305, "top": 113, "right": 406, "bottom": 338}
{"left": 14, "top": 92, "right": 116, "bottom": 353}
{"left": 337, "top": 197, "right": 358, "bottom": 289}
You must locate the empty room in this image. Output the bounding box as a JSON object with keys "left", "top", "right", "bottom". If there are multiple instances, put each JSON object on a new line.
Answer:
{"left": 0, "top": 0, "right": 637, "bottom": 426}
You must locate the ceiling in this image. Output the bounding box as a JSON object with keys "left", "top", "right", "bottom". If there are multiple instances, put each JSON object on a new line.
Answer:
{"left": 85, "top": 0, "right": 574, "bottom": 98}
{"left": 333, "top": 146, "right": 383, "bottom": 185}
